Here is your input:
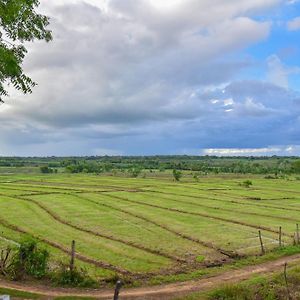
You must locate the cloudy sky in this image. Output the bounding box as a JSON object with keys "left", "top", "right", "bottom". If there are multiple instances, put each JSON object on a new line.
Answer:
{"left": 1, "top": 0, "right": 300, "bottom": 156}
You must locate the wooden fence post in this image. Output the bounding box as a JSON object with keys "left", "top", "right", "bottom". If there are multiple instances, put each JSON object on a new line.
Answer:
{"left": 284, "top": 262, "right": 291, "bottom": 300}
{"left": 297, "top": 224, "right": 299, "bottom": 244}
{"left": 258, "top": 230, "right": 265, "bottom": 255}
{"left": 70, "top": 240, "right": 75, "bottom": 272}
{"left": 113, "top": 280, "right": 122, "bottom": 300}
{"left": 279, "top": 226, "right": 282, "bottom": 247}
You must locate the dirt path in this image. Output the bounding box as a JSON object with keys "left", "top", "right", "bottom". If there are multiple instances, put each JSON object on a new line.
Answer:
{"left": 1, "top": 254, "right": 300, "bottom": 299}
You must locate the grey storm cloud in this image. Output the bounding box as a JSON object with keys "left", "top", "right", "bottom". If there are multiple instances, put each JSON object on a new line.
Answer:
{"left": 0, "top": 0, "right": 299, "bottom": 155}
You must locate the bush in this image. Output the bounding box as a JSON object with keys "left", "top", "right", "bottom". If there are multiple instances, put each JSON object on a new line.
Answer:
{"left": 193, "top": 173, "right": 199, "bottom": 182}
{"left": 239, "top": 180, "right": 252, "bottom": 188}
{"left": 40, "top": 165, "right": 53, "bottom": 174}
{"left": 51, "top": 264, "right": 97, "bottom": 287}
{"left": 128, "top": 167, "right": 142, "bottom": 178}
{"left": 173, "top": 169, "right": 182, "bottom": 181}
{"left": 8, "top": 238, "right": 49, "bottom": 280}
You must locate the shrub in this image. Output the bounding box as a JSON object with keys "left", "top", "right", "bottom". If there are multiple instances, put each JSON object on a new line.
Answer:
{"left": 129, "top": 167, "right": 142, "bottom": 178}
{"left": 51, "top": 264, "right": 97, "bottom": 288}
{"left": 193, "top": 173, "right": 199, "bottom": 182}
{"left": 40, "top": 165, "right": 53, "bottom": 174}
{"left": 239, "top": 180, "right": 252, "bottom": 188}
{"left": 8, "top": 238, "right": 49, "bottom": 280}
{"left": 173, "top": 169, "right": 182, "bottom": 181}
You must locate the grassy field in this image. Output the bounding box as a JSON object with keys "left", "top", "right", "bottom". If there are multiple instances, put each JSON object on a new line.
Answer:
{"left": 0, "top": 172, "right": 300, "bottom": 285}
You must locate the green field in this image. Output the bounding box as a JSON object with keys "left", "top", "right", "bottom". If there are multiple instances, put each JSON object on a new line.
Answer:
{"left": 0, "top": 172, "right": 300, "bottom": 284}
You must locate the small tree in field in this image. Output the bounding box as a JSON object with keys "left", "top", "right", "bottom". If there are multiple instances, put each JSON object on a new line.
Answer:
{"left": 40, "top": 165, "right": 53, "bottom": 173}
{"left": 172, "top": 169, "right": 182, "bottom": 181}
{"left": 193, "top": 173, "right": 199, "bottom": 182}
{"left": 129, "top": 167, "right": 142, "bottom": 178}
{"left": 239, "top": 180, "right": 252, "bottom": 188}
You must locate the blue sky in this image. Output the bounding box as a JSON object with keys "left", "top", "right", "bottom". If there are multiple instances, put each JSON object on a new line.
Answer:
{"left": 0, "top": 0, "right": 300, "bottom": 156}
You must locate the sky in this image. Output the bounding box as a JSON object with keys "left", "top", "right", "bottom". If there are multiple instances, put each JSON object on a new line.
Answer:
{"left": 0, "top": 0, "right": 300, "bottom": 156}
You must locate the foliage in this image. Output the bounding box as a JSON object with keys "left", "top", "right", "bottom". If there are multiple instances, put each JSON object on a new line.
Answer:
{"left": 239, "top": 180, "right": 252, "bottom": 188}
{"left": 128, "top": 166, "right": 142, "bottom": 178}
{"left": 0, "top": 0, "right": 52, "bottom": 102}
{"left": 291, "top": 160, "right": 300, "bottom": 173}
{"left": 1, "top": 156, "right": 300, "bottom": 175}
{"left": 40, "top": 165, "right": 54, "bottom": 173}
{"left": 51, "top": 263, "right": 97, "bottom": 288}
{"left": 207, "top": 266, "right": 300, "bottom": 300}
{"left": 193, "top": 173, "right": 199, "bottom": 182}
{"left": 172, "top": 169, "right": 182, "bottom": 181}
{"left": 8, "top": 238, "right": 49, "bottom": 280}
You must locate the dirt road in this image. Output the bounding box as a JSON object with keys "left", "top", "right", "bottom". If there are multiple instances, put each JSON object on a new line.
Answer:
{"left": 1, "top": 254, "right": 300, "bottom": 299}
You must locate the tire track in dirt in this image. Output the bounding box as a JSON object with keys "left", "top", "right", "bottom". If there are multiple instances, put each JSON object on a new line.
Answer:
{"left": 0, "top": 217, "right": 131, "bottom": 275}
{"left": 7, "top": 195, "right": 183, "bottom": 264}
{"left": 74, "top": 194, "right": 238, "bottom": 259}
{"left": 103, "top": 193, "right": 291, "bottom": 238}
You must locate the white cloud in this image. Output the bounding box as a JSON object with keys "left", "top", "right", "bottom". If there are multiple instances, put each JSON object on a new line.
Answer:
{"left": 287, "top": 16, "right": 300, "bottom": 31}
{"left": 1, "top": 0, "right": 299, "bottom": 155}
{"left": 202, "top": 146, "right": 300, "bottom": 156}
{"left": 2, "top": 1, "right": 273, "bottom": 129}
{"left": 266, "top": 55, "right": 300, "bottom": 88}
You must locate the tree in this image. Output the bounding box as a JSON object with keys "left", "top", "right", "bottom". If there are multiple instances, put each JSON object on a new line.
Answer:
{"left": 239, "top": 180, "right": 252, "bottom": 188}
{"left": 0, "top": 0, "right": 52, "bottom": 103}
{"left": 172, "top": 169, "right": 182, "bottom": 181}
{"left": 291, "top": 160, "right": 300, "bottom": 174}
{"left": 129, "top": 166, "right": 142, "bottom": 178}
{"left": 40, "top": 165, "right": 53, "bottom": 173}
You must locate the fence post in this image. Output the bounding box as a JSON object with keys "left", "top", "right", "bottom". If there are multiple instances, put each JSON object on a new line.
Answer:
{"left": 258, "top": 230, "right": 265, "bottom": 255}
{"left": 284, "top": 262, "right": 291, "bottom": 300}
{"left": 297, "top": 224, "right": 299, "bottom": 244}
{"left": 113, "top": 280, "right": 122, "bottom": 300}
{"left": 279, "top": 226, "right": 282, "bottom": 247}
{"left": 70, "top": 240, "right": 75, "bottom": 272}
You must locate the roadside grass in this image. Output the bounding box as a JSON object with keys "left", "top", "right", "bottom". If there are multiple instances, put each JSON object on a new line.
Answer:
{"left": 1, "top": 246, "right": 300, "bottom": 299}
{"left": 0, "top": 287, "right": 40, "bottom": 299}
{"left": 0, "top": 287, "right": 95, "bottom": 299}
{"left": 177, "top": 264, "right": 300, "bottom": 300}
{"left": 149, "top": 245, "right": 300, "bottom": 285}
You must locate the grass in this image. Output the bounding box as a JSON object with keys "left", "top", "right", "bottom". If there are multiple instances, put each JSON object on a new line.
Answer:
{"left": 0, "top": 172, "right": 300, "bottom": 287}
{"left": 0, "top": 287, "right": 95, "bottom": 299}
{"left": 0, "top": 287, "right": 40, "bottom": 299}
{"left": 177, "top": 264, "right": 300, "bottom": 299}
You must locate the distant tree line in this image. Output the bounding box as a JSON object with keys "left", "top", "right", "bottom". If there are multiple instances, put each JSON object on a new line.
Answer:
{"left": 0, "top": 156, "right": 300, "bottom": 175}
